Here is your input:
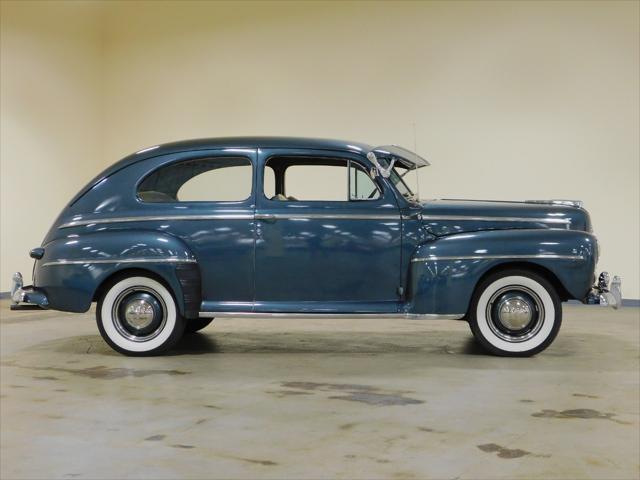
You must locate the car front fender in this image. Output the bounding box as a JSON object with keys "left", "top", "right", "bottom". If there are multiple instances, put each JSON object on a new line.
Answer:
{"left": 406, "top": 229, "right": 597, "bottom": 315}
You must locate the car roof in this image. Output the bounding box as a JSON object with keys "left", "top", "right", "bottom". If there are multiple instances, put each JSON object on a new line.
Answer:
{"left": 119, "top": 136, "right": 371, "bottom": 171}
{"left": 68, "top": 137, "right": 373, "bottom": 206}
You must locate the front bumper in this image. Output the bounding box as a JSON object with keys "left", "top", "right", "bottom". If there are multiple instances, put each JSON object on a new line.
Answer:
{"left": 10, "top": 272, "right": 49, "bottom": 310}
{"left": 585, "top": 272, "right": 622, "bottom": 309}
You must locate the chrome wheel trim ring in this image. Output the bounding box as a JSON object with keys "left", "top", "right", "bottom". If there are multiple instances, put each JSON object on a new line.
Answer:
{"left": 112, "top": 287, "right": 167, "bottom": 342}
{"left": 486, "top": 285, "right": 545, "bottom": 343}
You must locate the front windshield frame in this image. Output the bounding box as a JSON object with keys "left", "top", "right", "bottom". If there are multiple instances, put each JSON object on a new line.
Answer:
{"left": 378, "top": 157, "right": 416, "bottom": 200}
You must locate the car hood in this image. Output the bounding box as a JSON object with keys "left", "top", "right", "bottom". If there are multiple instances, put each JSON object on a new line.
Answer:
{"left": 420, "top": 199, "right": 591, "bottom": 236}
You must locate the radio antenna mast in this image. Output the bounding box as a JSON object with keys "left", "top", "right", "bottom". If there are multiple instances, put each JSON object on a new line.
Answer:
{"left": 413, "top": 121, "right": 421, "bottom": 201}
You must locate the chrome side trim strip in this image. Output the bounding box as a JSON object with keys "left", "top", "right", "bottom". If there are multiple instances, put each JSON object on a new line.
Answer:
{"left": 59, "top": 213, "right": 399, "bottom": 228}
{"left": 58, "top": 214, "right": 254, "bottom": 229}
{"left": 421, "top": 215, "right": 571, "bottom": 225}
{"left": 198, "top": 311, "right": 464, "bottom": 320}
{"left": 411, "top": 254, "right": 584, "bottom": 263}
{"left": 265, "top": 213, "right": 399, "bottom": 221}
{"left": 42, "top": 257, "right": 197, "bottom": 267}
{"left": 59, "top": 213, "right": 570, "bottom": 228}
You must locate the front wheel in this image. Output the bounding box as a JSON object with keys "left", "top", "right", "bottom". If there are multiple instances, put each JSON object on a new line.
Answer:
{"left": 97, "top": 276, "right": 185, "bottom": 356}
{"left": 468, "top": 270, "right": 562, "bottom": 357}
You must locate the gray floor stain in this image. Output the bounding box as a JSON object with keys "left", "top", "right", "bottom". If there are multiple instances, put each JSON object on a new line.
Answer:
{"left": 477, "top": 443, "right": 531, "bottom": 459}
{"left": 227, "top": 456, "right": 278, "bottom": 466}
{"left": 171, "top": 444, "right": 195, "bottom": 449}
{"left": 280, "top": 381, "right": 423, "bottom": 406}
{"left": 418, "top": 427, "right": 446, "bottom": 433}
{"left": 265, "top": 389, "right": 313, "bottom": 397}
{"left": 344, "top": 454, "right": 390, "bottom": 464}
{"left": 519, "top": 399, "right": 535, "bottom": 403}
{"left": 282, "top": 381, "right": 374, "bottom": 392}
{"left": 145, "top": 435, "right": 166, "bottom": 441}
{"left": 26, "top": 365, "right": 190, "bottom": 380}
{"left": 572, "top": 393, "right": 600, "bottom": 399}
{"left": 203, "top": 404, "right": 222, "bottom": 409}
{"left": 329, "top": 392, "right": 424, "bottom": 406}
{"left": 532, "top": 408, "right": 629, "bottom": 424}
{"left": 339, "top": 422, "right": 357, "bottom": 430}
{"left": 33, "top": 376, "right": 59, "bottom": 381}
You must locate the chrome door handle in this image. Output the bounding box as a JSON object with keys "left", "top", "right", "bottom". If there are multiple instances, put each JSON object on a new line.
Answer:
{"left": 255, "top": 213, "right": 277, "bottom": 222}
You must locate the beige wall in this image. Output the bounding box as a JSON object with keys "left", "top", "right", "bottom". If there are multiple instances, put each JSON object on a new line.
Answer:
{"left": 2, "top": 1, "right": 639, "bottom": 297}
{"left": 1, "top": 1, "right": 104, "bottom": 292}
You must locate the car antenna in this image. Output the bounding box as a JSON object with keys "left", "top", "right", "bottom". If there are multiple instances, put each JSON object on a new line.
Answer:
{"left": 413, "top": 121, "right": 421, "bottom": 201}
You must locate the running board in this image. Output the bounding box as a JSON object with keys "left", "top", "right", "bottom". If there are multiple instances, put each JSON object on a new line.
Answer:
{"left": 198, "top": 312, "right": 465, "bottom": 320}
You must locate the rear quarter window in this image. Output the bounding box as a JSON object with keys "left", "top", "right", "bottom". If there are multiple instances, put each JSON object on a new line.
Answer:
{"left": 137, "top": 157, "right": 252, "bottom": 202}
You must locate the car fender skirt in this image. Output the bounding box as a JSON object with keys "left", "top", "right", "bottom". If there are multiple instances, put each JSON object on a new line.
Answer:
{"left": 175, "top": 263, "right": 201, "bottom": 319}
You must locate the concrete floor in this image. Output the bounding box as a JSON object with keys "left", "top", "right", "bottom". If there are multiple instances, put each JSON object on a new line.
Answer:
{"left": 0, "top": 300, "right": 638, "bottom": 480}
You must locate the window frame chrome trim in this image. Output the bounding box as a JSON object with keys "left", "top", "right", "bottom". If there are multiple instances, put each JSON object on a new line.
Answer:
{"left": 411, "top": 254, "right": 585, "bottom": 263}
{"left": 42, "top": 257, "right": 197, "bottom": 267}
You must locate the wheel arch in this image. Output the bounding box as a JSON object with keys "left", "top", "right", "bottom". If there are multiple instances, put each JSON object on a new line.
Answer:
{"left": 472, "top": 261, "right": 572, "bottom": 305}
{"left": 92, "top": 267, "right": 173, "bottom": 303}
{"left": 92, "top": 263, "right": 202, "bottom": 319}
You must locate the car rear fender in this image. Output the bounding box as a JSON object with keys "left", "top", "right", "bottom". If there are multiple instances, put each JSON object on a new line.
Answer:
{"left": 34, "top": 230, "right": 200, "bottom": 317}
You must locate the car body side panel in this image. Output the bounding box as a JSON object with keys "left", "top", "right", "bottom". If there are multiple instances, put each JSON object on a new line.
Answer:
{"left": 35, "top": 230, "right": 198, "bottom": 314}
{"left": 406, "top": 229, "right": 597, "bottom": 315}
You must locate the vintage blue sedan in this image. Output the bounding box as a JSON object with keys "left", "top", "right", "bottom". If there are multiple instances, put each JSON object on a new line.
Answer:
{"left": 11, "top": 137, "right": 621, "bottom": 356}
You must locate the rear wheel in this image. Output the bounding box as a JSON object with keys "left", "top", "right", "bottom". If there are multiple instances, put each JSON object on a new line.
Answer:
{"left": 468, "top": 269, "right": 562, "bottom": 356}
{"left": 97, "top": 275, "right": 185, "bottom": 356}
{"left": 184, "top": 318, "right": 213, "bottom": 334}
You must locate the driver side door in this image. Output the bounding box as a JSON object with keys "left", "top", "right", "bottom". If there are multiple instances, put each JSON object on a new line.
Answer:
{"left": 253, "top": 149, "right": 402, "bottom": 313}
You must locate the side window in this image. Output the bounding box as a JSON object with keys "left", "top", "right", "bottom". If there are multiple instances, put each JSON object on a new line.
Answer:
{"left": 350, "top": 163, "right": 381, "bottom": 200}
{"left": 285, "top": 163, "right": 348, "bottom": 201}
{"left": 263, "top": 157, "right": 381, "bottom": 202}
{"left": 138, "top": 157, "right": 252, "bottom": 202}
{"left": 263, "top": 165, "right": 276, "bottom": 199}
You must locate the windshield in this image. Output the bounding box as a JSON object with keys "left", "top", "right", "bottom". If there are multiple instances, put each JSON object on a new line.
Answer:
{"left": 379, "top": 158, "right": 416, "bottom": 200}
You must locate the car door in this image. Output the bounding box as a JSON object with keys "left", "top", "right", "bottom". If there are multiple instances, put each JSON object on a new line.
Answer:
{"left": 254, "top": 148, "right": 402, "bottom": 313}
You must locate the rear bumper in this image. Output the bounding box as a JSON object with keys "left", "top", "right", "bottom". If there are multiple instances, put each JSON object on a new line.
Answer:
{"left": 585, "top": 271, "right": 622, "bottom": 309}
{"left": 10, "top": 272, "right": 49, "bottom": 310}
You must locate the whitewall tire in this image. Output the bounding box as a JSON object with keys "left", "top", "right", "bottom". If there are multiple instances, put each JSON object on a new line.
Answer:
{"left": 468, "top": 270, "right": 562, "bottom": 356}
{"left": 97, "top": 275, "right": 185, "bottom": 356}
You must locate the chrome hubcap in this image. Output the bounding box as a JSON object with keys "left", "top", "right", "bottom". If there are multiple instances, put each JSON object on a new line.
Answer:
{"left": 112, "top": 287, "right": 167, "bottom": 342}
{"left": 486, "top": 286, "right": 545, "bottom": 343}
{"left": 124, "top": 299, "right": 155, "bottom": 329}
{"left": 497, "top": 296, "right": 532, "bottom": 330}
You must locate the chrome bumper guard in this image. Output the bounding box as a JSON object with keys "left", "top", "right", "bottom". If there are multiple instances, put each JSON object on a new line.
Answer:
{"left": 585, "top": 272, "right": 622, "bottom": 309}
{"left": 10, "top": 272, "right": 49, "bottom": 310}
